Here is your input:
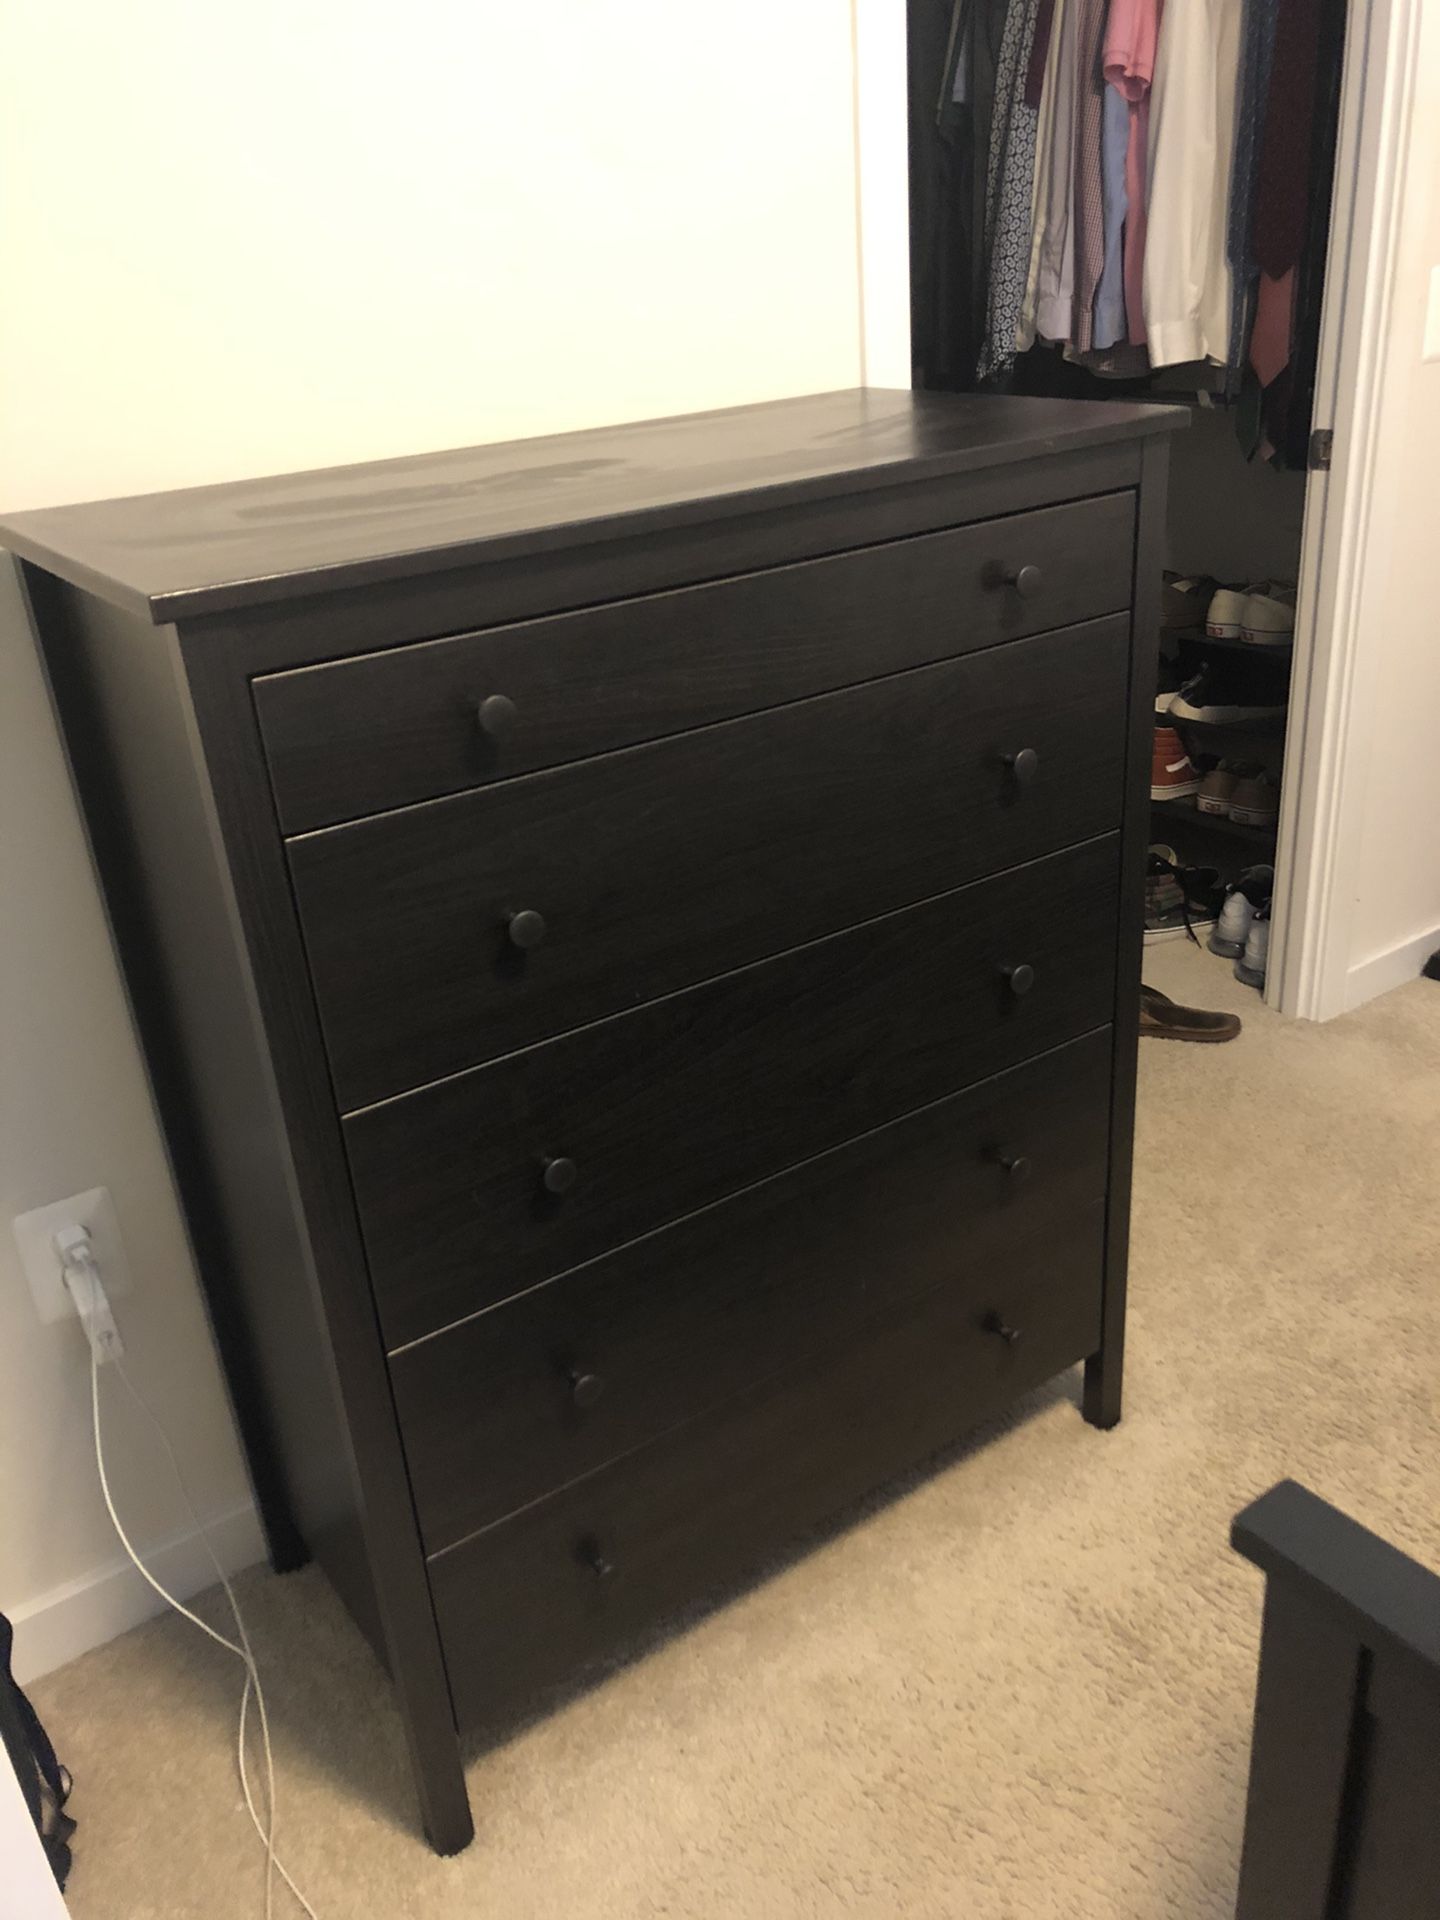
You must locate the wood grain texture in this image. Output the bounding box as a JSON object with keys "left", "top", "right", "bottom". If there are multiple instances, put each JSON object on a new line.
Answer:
{"left": 0, "top": 390, "right": 1182, "bottom": 622}
{"left": 294, "top": 619, "right": 1130, "bottom": 1108}
{"left": 256, "top": 495, "right": 1133, "bottom": 830}
{"left": 392, "top": 1030, "right": 1112, "bottom": 1551}
{"left": 430, "top": 1200, "right": 1106, "bottom": 1736}
{"left": 7, "top": 391, "right": 1173, "bottom": 1853}
{"left": 348, "top": 835, "right": 1120, "bottom": 1349}
{"left": 175, "top": 638, "right": 476, "bottom": 1854}
{"left": 198, "top": 443, "right": 1147, "bottom": 677}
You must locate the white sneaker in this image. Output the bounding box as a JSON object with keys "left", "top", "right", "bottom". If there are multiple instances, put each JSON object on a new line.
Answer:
{"left": 1240, "top": 587, "right": 1297, "bottom": 648}
{"left": 1235, "top": 907, "right": 1270, "bottom": 988}
{"left": 1227, "top": 770, "right": 1281, "bottom": 826}
{"left": 1209, "top": 888, "right": 1255, "bottom": 959}
{"left": 1206, "top": 585, "right": 1250, "bottom": 639}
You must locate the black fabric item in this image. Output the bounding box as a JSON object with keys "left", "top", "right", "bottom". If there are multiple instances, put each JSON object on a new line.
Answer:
{"left": 909, "top": 0, "right": 972, "bottom": 387}
{"left": 1274, "top": 0, "right": 1347, "bottom": 467}
{"left": 1235, "top": 362, "right": 1265, "bottom": 461}
{"left": 909, "top": 0, "right": 1006, "bottom": 390}
{"left": 0, "top": 1613, "right": 76, "bottom": 1891}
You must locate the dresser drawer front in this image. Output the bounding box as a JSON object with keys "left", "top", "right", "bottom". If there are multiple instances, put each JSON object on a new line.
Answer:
{"left": 255, "top": 493, "right": 1135, "bottom": 833}
{"left": 349, "top": 835, "right": 1119, "bottom": 1349}
{"left": 430, "top": 1199, "right": 1105, "bottom": 1733}
{"left": 393, "top": 1030, "right": 1112, "bottom": 1552}
{"left": 292, "top": 619, "right": 1130, "bottom": 1109}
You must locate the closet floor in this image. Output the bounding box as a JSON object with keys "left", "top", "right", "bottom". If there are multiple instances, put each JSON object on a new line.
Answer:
{"left": 33, "top": 952, "right": 1440, "bottom": 1920}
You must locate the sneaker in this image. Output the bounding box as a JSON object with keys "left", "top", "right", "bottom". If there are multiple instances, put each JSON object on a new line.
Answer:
{"left": 1169, "top": 663, "right": 1287, "bottom": 728}
{"left": 1205, "top": 584, "right": 1251, "bottom": 639}
{"left": 1195, "top": 762, "right": 1237, "bottom": 816}
{"left": 1145, "top": 847, "right": 1221, "bottom": 944}
{"left": 1162, "top": 574, "right": 1220, "bottom": 632}
{"left": 1228, "top": 769, "right": 1280, "bottom": 827}
{"left": 1240, "top": 587, "right": 1297, "bottom": 648}
{"left": 1145, "top": 844, "right": 1188, "bottom": 942}
{"left": 1151, "top": 725, "right": 1201, "bottom": 798}
{"left": 1209, "top": 887, "right": 1254, "bottom": 958}
{"left": 1235, "top": 905, "right": 1270, "bottom": 988}
{"left": 1154, "top": 655, "right": 1184, "bottom": 715}
{"left": 1210, "top": 863, "right": 1274, "bottom": 958}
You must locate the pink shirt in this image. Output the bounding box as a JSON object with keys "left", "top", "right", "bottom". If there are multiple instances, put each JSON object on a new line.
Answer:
{"left": 1104, "top": 0, "right": 1161, "bottom": 348}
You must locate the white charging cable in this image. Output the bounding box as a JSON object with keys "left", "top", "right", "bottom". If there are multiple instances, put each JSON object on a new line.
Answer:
{"left": 57, "top": 1227, "right": 320, "bottom": 1919}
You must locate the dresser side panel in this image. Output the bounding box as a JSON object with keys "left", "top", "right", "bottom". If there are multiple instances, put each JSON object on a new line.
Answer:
{"left": 21, "top": 564, "right": 326, "bottom": 1576}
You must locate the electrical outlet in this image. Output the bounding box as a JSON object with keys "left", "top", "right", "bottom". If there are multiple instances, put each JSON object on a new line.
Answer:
{"left": 1425, "top": 265, "right": 1440, "bottom": 364}
{"left": 12, "top": 1188, "right": 132, "bottom": 1324}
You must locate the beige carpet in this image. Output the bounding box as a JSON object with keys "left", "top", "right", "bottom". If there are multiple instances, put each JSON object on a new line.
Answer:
{"left": 32, "top": 947, "right": 1440, "bottom": 1920}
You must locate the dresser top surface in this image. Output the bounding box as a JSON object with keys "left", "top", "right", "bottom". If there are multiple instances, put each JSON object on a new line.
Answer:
{"left": 0, "top": 388, "right": 1182, "bottom": 624}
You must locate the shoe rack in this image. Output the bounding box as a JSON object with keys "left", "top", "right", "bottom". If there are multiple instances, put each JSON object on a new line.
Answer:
{"left": 1152, "top": 410, "right": 1300, "bottom": 883}
{"left": 1151, "top": 624, "right": 1288, "bottom": 872}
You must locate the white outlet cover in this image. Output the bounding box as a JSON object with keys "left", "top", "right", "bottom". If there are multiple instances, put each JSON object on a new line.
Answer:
{"left": 1425, "top": 264, "right": 1440, "bottom": 365}
{"left": 13, "top": 1187, "right": 132, "bottom": 1324}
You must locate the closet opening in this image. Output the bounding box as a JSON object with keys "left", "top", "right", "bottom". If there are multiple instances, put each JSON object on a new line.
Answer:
{"left": 905, "top": 0, "right": 1350, "bottom": 998}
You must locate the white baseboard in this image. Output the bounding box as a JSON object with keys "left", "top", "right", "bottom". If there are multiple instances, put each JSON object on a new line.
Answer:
{"left": 1345, "top": 922, "right": 1440, "bottom": 1013}
{"left": 6, "top": 1500, "right": 265, "bottom": 1687}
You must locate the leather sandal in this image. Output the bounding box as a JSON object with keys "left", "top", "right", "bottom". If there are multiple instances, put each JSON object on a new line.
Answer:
{"left": 1139, "top": 984, "right": 1242, "bottom": 1043}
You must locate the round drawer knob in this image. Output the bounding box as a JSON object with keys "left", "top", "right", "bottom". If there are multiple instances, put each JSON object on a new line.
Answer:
{"left": 1007, "top": 563, "right": 1043, "bottom": 598}
{"left": 983, "top": 1310, "right": 1023, "bottom": 1347}
{"left": 997, "top": 1150, "right": 1033, "bottom": 1183}
{"left": 581, "top": 1539, "right": 614, "bottom": 1580}
{"left": 507, "top": 908, "right": 547, "bottom": 951}
{"left": 1002, "top": 747, "right": 1040, "bottom": 788}
{"left": 568, "top": 1369, "right": 605, "bottom": 1409}
{"left": 1002, "top": 962, "right": 1036, "bottom": 997}
{"left": 476, "top": 693, "right": 517, "bottom": 740}
{"left": 542, "top": 1154, "right": 578, "bottom": 1195}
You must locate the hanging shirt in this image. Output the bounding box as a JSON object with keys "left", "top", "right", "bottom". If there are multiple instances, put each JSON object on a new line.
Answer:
{"left": 1091, "top": 84, "right": 1131, "bottom": 350}
{"left": 1018, "top": 0, "right": 1076, "bottom": 349}
{"left": 1101, "top": 0, "right": 1162, "bottom": 348}
{"left": 976, "top": 0, "right": 1045, "bottom": 382}
{"left": 1143, "top": 0, "right": 1244, "bottom": 367}
{"left": 1067, "top": 0, "right": 1113, "bottom": 351}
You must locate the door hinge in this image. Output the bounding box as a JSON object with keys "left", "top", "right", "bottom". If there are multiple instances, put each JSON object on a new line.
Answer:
{"left": 1309, "top": 428, "right": 1334, "bottom": 471}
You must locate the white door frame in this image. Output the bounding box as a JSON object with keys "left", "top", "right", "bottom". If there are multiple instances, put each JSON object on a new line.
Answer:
{"left": 1268, "top": 0, "right": 1426, "bottom": 1019}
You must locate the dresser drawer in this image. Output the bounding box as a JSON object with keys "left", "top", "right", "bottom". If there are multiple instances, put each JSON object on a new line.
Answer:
{"left": 254, "top": 492, "right": 1135, "bottom": 833}
{"left": 292, "top": 619, "right": 1130, "bottom": 1109}
{"left": 349, "top": 835, "right": 1119, "bottom": 1348}
{"left": 429, "top": 1197, "right": 1105, "bottom": 1733}
{"left": 392, "top": 1029, "right": 1111, "bottom": 1552}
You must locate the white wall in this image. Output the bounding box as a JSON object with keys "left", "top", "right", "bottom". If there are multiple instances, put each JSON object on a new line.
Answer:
{"left": 0, "top": 0, "right": 879, "bottom": 1679}
{"left": 1341, "top": 13, "right": 1440, "bottom": 1008}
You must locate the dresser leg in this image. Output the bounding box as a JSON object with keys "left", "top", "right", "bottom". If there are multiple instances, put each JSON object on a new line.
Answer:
{"left": 415, "top": 1735, "right": 474, "bottom": 1856}
{"left": 1082, "top": 1348, "right": 1122, "bottom": 1430}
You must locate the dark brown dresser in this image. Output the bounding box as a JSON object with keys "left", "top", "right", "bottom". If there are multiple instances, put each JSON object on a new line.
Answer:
{"left": 3, "top": 390, "right": 1180, "bottom": 1852}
